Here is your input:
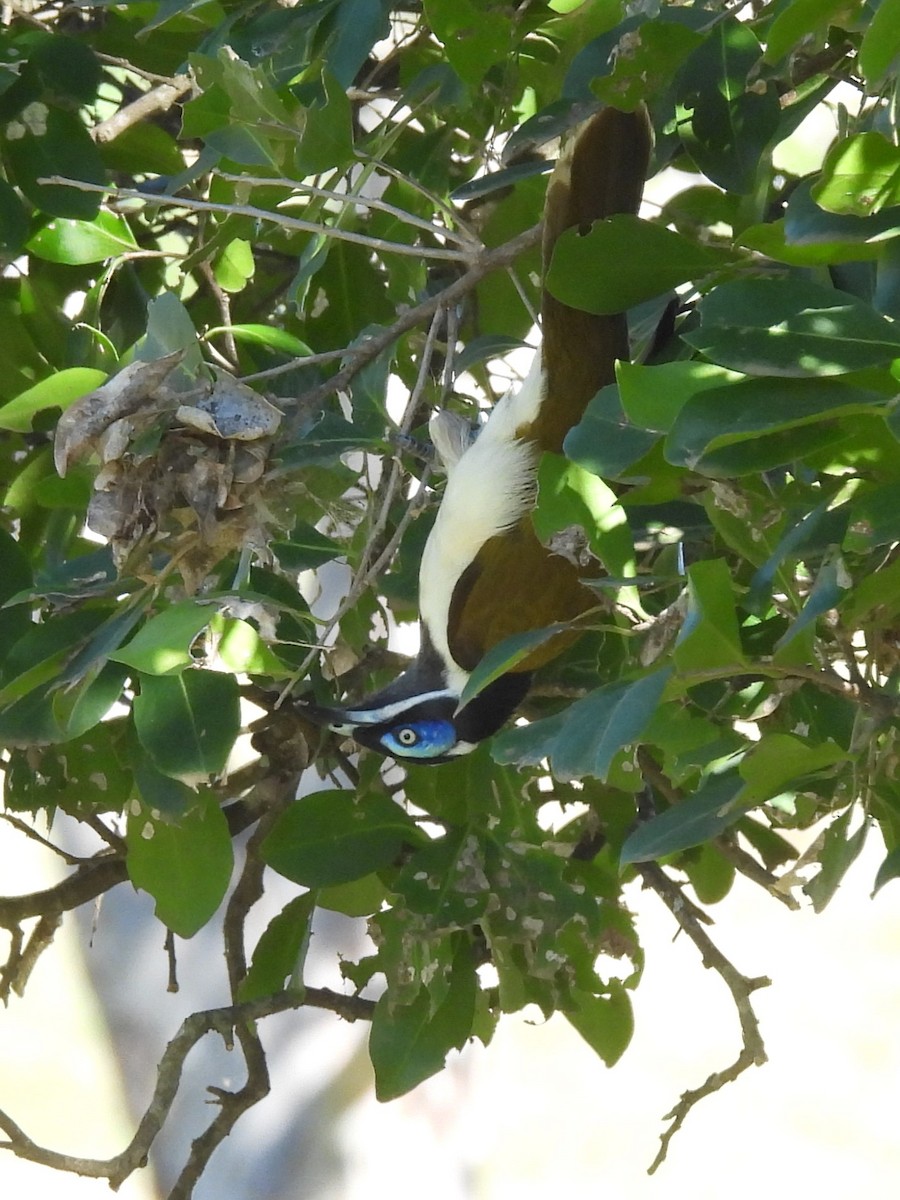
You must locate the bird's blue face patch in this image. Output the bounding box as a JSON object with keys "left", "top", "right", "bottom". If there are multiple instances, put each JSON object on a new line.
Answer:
{"left": 380, "top": 718, "right": 458, "bottom": 760}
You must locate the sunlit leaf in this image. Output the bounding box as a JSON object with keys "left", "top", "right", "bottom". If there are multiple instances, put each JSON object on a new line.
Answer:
{"left": 125, "top": 791, "right": 234, "bottom": 937}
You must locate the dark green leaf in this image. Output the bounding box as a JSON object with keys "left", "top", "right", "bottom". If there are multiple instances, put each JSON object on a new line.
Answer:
{"left": 6, "top": 108, "right": 106, "bottom": 220}
{"left": 620, "top": 769, "right": 747, "bottom": 864}
{"left": 132, "top": 752, "right": 196, "bottom": 819}
{"left": 0, "top": 528, "right": 32, "bottom": 673}
{"left": 451, "top": 160, "right": 551, "bottom": 203}
{"left": 31, "top": 35, "right": 101, "bottom": 103}
{"left": 261, "top": 789, "right": 421, "bottom": 887}
{"left": 872, "top": 846, "right": 900, "bottom": 897}
{"left": 804, "top": 808, "right": 867, "bottom": 912}
{"left": 547, "top": 215, "right": 728, "bottom": 315}
{"left": 325, "top": 0, "right": 391, "bottom": 88}
{"left": 618, "top": 360, "right": 743, "bottom": 434}
{"left": 239, "top": 893, "right": 316, "bottom": 1002}
{"left": 684, "top": 278, "right": 900, "bottom": 376}
{"left": 271, "top": 523, "right": 344, "bottom": 571}
{"left": 858, "top": 0, "right": 900, "bottom": 85}
{"left": 494, "top": 669, "right": 672, "bottom": 782}
{"left": 665, "top": 376, "right": 887, "bottom": 472}
{"left": 0, "top": 179, "right": 28, "bottom": 251}
{"left": 678, "top": 19, "right": 781, "bottom": 193}
{"left": 774, "top": 559, "right": 848, "bottom": 653}
{"left": 563, "top": 384, "right": 658, "bottom": 479}
{"left": 132, "top": 670, "right": 240, "bottom": 780}
{"left": 369, "top": 937, "right": 476, "bottom": 1100}
{"left": 458, "top": 624, "right": 570, "bottom": 710}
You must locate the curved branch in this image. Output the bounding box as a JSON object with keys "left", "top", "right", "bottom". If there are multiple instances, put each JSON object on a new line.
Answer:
{"left": 0, "top": 988, "right": 374, "bottom": 1189}
{"left": 636, "top": 863, "right": 770, "bottom": 1174}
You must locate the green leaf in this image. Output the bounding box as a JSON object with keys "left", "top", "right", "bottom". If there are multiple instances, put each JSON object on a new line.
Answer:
{"left": 111, "top": 601, "right": 215, "bottom": 676}
{"left": 261, "top": 789, "right": 421, "bottom": 887}
{"left": 424, "top": 0, "right": 510, "bottom": 88}
{"left": 457, "top": 624, "right": 570, "bottom": 711}
{"left": 318, "top": 874, "right": 387, "bottom": 917}
{"left": 674, "top": 559, "right": 745, "bottom": 673}
{"left": 534, "top": 454, "right": 635, "bottom": 582}
{"left": 325, "top": 0, "right": 391, "bottom": 88}
{"left": 27, "top": 211, "right": 138, "bottom": 265}
{"left": 813, "top": 133, "right": 900, "bottom": 217}
{"left": 369, "top": 937, "right": 476, "bottom": 1100}
{"left": 683, "top": 842, "right": 736, "bottom": 905}
{"left": 619, "top": 769, "right": 747, "bottom": 864}
{"left": 665, "top": 376, "right": 887, "bottom": 472}
{"left": 30, "top": 35, "right": 101, "bottom": 104}
{"left": 563, "top": 384, "right": 658, "bottom": 479}
{"left": 858, "top": 0, "right": 900, "bottom": 85}
{"left": 738, "top": 733, "right": 846, "bottom": 805}
{"left": 0, "top": 608, "right": 110, "bottom": 706}
{"left": 239, "top": 893, "right": 316, "bottom": 1002}
{"left": 774, "top": 559, "right": 848, "bottom": 654}
{"left": 684, "top": 278, "right": 900, "bottom": 376}
{"left": 0, "top": 528, "right": 32, "bottom": 674}
{"left": 592, "top": 18, "right": 703, "bottom": 110}
{"left": 451, "top": 160, "right": 551, "bottom": 203}
{"left": 546, "top": 215, "right": 727, "bottom": 314}
{"left": 617, "top": 360, "right": 744, "bottom": 434}
{"left": 295, "top": 69, "right": 353, "bottom": 175}
{"left": 271, "top": 522, "right": 344, "bottom": 571}
{"left": 132, "top": 670, "right": 240, "bottom": 780}
{"left": 214, "top": 618, "right": 292, "bottom": 678}
{"left": 765, "top": 0, "right": 863, "bottom": 64}
{"left": 208, "top": 324, "right": 313, "bottom": 357}
{"left": 6, "top": 107, "right": 105, "bottom": 220}
{"left": 564, "top": 983, "right": 633, "bottom": 1067}
{"left": 132, "top": 752, "right": 196, "bottom": 819}
{"left": 872, "top": 846, "right": 900, "bottom": 897}
{"left": 804, "top": 808, "right": 867, "bottom": 912}
{"left": 214, "top": 238, "right": 254, "bottom": 293}
{"left": 678, "top": 18, "right": 781, "bottom": 193}
{"left": 0, "top": 368, "right": 106, "bottom": 432}
{"left": 493, "top": 669, "right": 672, "bottom": 783}
{"left": 125, "top": 791, "right": 234, "bottom": 937}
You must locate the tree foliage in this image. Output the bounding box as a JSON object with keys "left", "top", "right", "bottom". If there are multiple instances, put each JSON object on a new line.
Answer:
{"left": 1, "top": 0, "right": 899, "bottom": 1192}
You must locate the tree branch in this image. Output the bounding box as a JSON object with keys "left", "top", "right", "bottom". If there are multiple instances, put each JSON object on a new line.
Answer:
{"left": 0, "top": 988, "right": 374, "bottom": 1190}
{"left": 92, "top": 76, "right": 192, "bottom": 144}
{"left": 636, "top": 863, "right": 770, "bottom": 1174}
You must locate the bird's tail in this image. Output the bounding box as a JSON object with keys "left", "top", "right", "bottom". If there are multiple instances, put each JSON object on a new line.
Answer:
{"left": 527, "top": 105, "right": 653, "bottom": 453}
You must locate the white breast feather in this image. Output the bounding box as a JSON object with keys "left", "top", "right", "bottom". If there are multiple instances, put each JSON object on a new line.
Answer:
{"left": 418, "top": 349, "right": 546, "bottom": 692}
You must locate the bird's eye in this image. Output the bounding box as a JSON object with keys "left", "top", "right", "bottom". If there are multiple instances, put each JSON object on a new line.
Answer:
{"left": 396, "top": 726, "right": 419, "bottom": 746}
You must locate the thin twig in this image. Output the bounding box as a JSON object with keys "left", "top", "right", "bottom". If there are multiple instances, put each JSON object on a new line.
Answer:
{"left": 296, "top": 221, "right": 542, "bottom": 411}
{"left": 636, "top": 863, "right": 770, "bottom": 1174}
{"left": 214, "top": 170, "right": 478, "bottom": 248}
{"left": 38, "top": 178, "right": 478, "bottom": 263}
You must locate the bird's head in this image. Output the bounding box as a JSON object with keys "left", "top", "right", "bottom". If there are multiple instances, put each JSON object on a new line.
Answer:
{"left": 297, "top": 645, "right": 531, "bottom": 765}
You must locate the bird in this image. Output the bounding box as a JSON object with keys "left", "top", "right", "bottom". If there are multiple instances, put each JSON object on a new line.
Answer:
{"left": 300, "top": 105, "right": 652, "bottom": 763}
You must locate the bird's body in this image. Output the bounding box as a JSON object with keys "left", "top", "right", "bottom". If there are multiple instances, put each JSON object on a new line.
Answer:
{"left": 304, "top": 105, "right": 653, "bottom": 762}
